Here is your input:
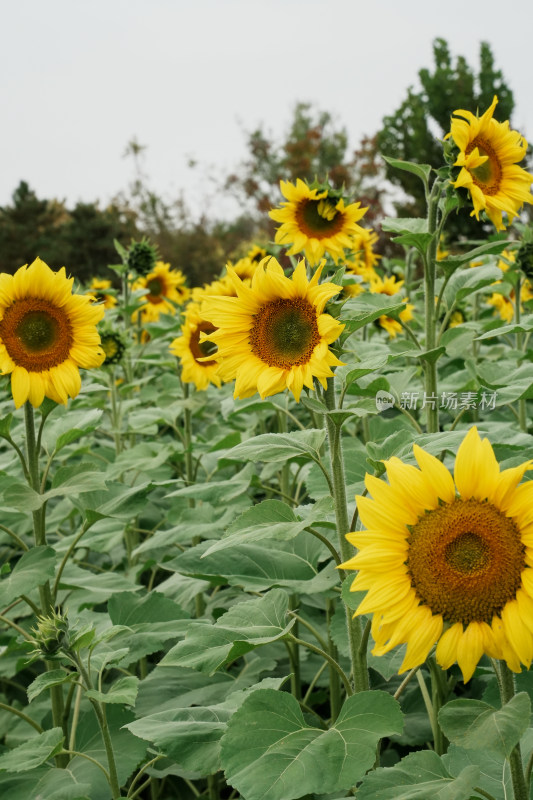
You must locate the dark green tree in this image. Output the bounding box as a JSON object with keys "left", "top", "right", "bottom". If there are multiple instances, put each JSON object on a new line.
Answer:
{"left": 377, "top": 39, "right": 516, "bottom": 233}
{"left": 0, "top": 181, "right": 68, "bottom": 271}
{"left": 0, "top": 182, "right": 138, "bottom": 281}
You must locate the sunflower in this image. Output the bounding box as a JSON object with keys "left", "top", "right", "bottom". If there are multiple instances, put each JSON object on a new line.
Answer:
{"left": 269, "top": 179, "right": 367, "bottom": 265}
{"left": 86, "top": 277, "right": 117, "bottom": 309}
{"left": 169, "top": 302, "right": 221, "bottom": 391}
{"left": 200, "top": 256, "right": 344, "bottom": 402}
{"left": 345, "top": 228, "right": 381, "bottom": 274}
{"left": 447, "top": 95, "right": 533, "bottom": 231}
{"left": 0, "top": 258, "right": 105, "bottom": 408}
{"left": 369, "top": 274, "right": 414, "bottom": 338}
{"left": 341, "top": 427, "right": 533, "bottom": 682}
{"left": 132, "top": 261, "right": 189, "bottom": 323}
{"left": 99, "top": 331, "right": 126, "bottom": 366}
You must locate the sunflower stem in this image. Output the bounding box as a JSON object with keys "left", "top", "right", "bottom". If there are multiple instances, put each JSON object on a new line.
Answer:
{"left": 493, "top": 660, "right": 528, "bottom": 800}
{"left": 323, "top": 377, "right": 369, "bottom": 693}
{"left": 182, "top": 380, "right": 205, "bottom": 618}
{"left": 73, "top": 653, "right": 123, "bottom": 798}
{"left": 23, "top": 402, "right": 69, "bottom": 768}
{"left": 423, "top": 179, "right": 441, "bottom": 434}
{"left": 326, "top": 597, "right": 341, "bottom": 721}
{"left": 515, "top": 274, "right": 528, "bottom": 432}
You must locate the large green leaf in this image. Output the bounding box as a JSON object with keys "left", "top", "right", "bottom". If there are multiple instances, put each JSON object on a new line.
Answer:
{"left": 444, "top": 743, "right": 511, "bottom": 800}
{"left": 125, "top": 677, "right": 285, "bottom": 777}
{"left": 356, "top": 749, "right": 479, "bottom": 800}
{"left": 438, "top": 693, "right": 530, "bottom": 759}
{"left": 220, "top": 689, "right": 403, "bottom": 800}
{"left": 162, "top": 589, "right": 294, "bottom": 674}
{"left": 164, "top": 533, "right": 325, "bottom": 592}
{"left": 442, "top": 264, "right": 502, "bottom": 307}
{"left": 105, "top": 591, "right": 190, "bottom": 664}
{"left": 340, "top": 295, "right": 408, "bottom": 333}
{"left": 225, "top": 429, "right": 326, "bottom": 463}
{"left": 0, "top": 728, "right": 64, "bottom": 772}
{"left": 203, "top": 498, "right": 332, "bottom": 556}
{"left": 0, "top": 767, "right": 91, "bottom": 800}
{"left": 0, "top": 546, "right": 56, "bottom": 608}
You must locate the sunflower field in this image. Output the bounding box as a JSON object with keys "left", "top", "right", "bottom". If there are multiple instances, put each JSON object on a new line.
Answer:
{"left": 1, "top": 96, "right": 533, "bottom": 800}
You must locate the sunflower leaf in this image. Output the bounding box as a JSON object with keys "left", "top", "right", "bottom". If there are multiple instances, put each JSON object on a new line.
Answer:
{"left": 382, "top": 157, "right": 432, "bottom": 187}
{"left": 220, "top": 688, "right": 403, "bottom": 800}
{"left": 438, "top": 692, "right": 530, "bottom": 759}
{"left": 0, "top": 728, "right": 64, "bottom": 773}
{"left": 161, "top": 589, "right": 295, "bottom": 674}
{"left": 355, "top": 749, "right": 479, "bottom": 800}
{"left": 225, "top": 430, "right": 326, "bottom": 463}
{"left": 0, "top": 546, "right": 56, "bottom": 608}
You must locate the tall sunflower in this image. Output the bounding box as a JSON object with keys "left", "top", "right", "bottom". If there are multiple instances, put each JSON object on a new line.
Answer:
{"left": 132, "top": 261, "right": 189, "bottom": 323}
{"left": 341, "top": 427, "right": 533, "bottom": 682}
{"left": 0, "top": 258, "right": 105, "bottom": 408}
{"left": 269, "top": 180, "right": 367, "bottom": 265}
{"left": 200, "top": 256, "right": 344, "bottom": 402}
{"left": 169, "top": 302, "right": 221, "bottom": 391}
{"left": 447, "top": 95, "right": 533, "bottom": 230}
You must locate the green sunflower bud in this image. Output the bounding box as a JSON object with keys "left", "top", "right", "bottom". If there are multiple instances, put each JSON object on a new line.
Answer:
{"left": 127, "top": 238, "right": 158, "bottom": 276}
{"left": 32, "top": 609, "right": 70, "bottom": 659}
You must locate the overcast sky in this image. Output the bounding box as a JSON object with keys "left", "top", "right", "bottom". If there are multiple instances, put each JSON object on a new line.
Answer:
{"left": 2, "top": 0, "right": 532, "bottom": 219}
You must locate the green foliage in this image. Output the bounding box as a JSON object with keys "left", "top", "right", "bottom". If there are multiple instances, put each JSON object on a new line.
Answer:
{"left": 220, "top": 689, "right": 403, "bottom": 800}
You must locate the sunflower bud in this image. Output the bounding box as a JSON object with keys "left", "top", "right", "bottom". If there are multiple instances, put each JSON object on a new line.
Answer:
{"left": 32, "top": 609, "right": 70, "bottom": 659}
{"left": 127, "top": 239, "right": 158, "bottom": 276}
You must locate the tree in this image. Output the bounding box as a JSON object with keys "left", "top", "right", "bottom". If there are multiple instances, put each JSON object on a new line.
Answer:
{"left": 0, "top": 182, "right": 139, "bottom": 281}
{"left": 377, "top": 39, "right": 516, "bottom": 234}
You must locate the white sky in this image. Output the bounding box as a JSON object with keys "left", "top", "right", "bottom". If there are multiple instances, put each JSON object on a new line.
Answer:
{"left": 2, "top": 0, "right": 532, "bottom": 219}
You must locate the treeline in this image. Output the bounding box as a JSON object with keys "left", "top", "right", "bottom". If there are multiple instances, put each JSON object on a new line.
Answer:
{"left": 0, "top": 39, "right": 523, "bottom": 286}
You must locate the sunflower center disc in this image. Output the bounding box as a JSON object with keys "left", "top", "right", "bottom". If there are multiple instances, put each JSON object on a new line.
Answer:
{"left": 250, "top": 298, "right": 320, "bottom": 370}
{"left": 466, "top": 137, "right": 502, "bottom": 195}
{"left": 0, "top": 298, "right": 73, "bottom": 371}
{"left": 146, "top": 278, "right": 163, "bottom": 301}
{"left": 407, "top": 498, "right": 525, "bottom": 624}
{"left": 190, "top": 322, "right": 218, "bottom": 365}
{"left": 298, "top": 199, "right": 344, "bottom": 239}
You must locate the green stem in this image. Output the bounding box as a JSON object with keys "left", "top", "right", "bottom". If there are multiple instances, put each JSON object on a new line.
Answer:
{"left": 288, "top": 595, "right": 301, "bottom": 701}
{"left": 24, "top": 403, "right": 68, "bottom": 767}
{"left": 323, "top": 378, "right": 369, "bottom": 693}
{"left": 74, "top": 655, "right": 122, "bottom": 798}
{"left": 182, "top": 380, "right": 205, "bottom": 618}
{"left": 288, "top": 635, "right": 352, "bottom": 697}
{"left": 493, "top": 660, "right": 528, "bottom": 800}
{"left": 326, "top": 597, "right": 342, "bottom": 721}
{"left": 515, "top": 275, "right": 528, "bottom": 432}
{"left": 109, "top": 368, "right": 123, "bottom": 455}
{"left": 423, "top": 181, "right": 441, "bottom": 434}
{"left": 0, "top": 701, "right": 43, "bottom": 732}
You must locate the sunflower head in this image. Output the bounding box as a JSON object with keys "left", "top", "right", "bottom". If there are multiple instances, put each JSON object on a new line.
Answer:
{"left": 446, "top": 95, "right": 533, "bottom": 231}
{"left": 127, "top": 238, "right": 159, "bottom": 276}
{"left": 100, "top": 330, "right": 126, "bottom": 366}
{"left": 269, "top": 179, "right": 368, "bottom": 265}
{"left": 170, "top": 302, "right": 221, "bottom": 390}
{"left": 132, "top": 262, "right": 189, "bottom": 323}
{"left": 341, "top": 427, "right": 533, "bottom": 682}
{"left": 200, "top": 256, "right": 345, "bottom": 401}
{"left": 0, "top": 258, "right": 105, "bottom": 408}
